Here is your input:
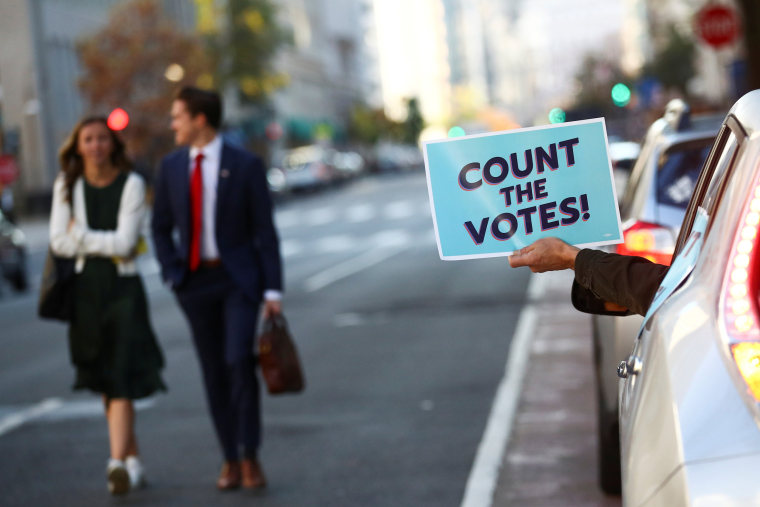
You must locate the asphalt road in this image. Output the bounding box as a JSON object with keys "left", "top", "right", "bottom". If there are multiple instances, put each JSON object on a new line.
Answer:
{"left": 0, "top": 172, "right": 534, "bottom": 506}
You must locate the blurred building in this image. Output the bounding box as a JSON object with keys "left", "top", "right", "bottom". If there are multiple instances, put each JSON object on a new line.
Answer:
{"left": 372, "top": 0, "right": 452, "bottom": 124}
{"left": 268, "top": 0, "right": 380, "bottom": 151}
{"left": 486, "top": 0, "right": 624, "bottom": 124}
{"left": 422, "top": 0, "right": 625, "bottom": 127}
{"left": 441, "top": 0, "right": 489, "bottom": 118}
{"left": 0, "top": 0, "right": 194, "bottom": 213}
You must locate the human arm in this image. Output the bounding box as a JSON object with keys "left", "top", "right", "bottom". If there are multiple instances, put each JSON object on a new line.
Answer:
{"left": 572, "top": 248, "right": 669, "bottom": 316}
{"left": 248, "top": 155, "right": 283, "bottom": 296}
{"left": 508, "top": 237, "right": 669, "bottom": 316}
{"left": 49, "top": 175, "right": 84, "bottom": 257}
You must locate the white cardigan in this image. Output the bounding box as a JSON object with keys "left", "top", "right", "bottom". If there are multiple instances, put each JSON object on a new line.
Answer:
{"left": 49, "top": 171, "right": 146, "bottom": 275}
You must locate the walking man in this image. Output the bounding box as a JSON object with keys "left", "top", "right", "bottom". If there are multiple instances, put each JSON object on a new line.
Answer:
{"left": 152, "top": 86, "right": 283, "bottom": 490}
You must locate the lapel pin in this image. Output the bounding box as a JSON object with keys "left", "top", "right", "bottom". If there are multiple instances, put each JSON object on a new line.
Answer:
{"left": 220, "top": 169, "right": 230, "bottom": 178}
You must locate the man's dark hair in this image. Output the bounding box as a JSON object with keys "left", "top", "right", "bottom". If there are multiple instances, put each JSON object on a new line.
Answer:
{"left": 176, "top": 86, "right": 223, "bottom": 129}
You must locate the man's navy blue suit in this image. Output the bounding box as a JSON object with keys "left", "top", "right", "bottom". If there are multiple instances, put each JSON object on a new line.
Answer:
{"left": 151, "top": 141, "right": 282, "bottom": 461}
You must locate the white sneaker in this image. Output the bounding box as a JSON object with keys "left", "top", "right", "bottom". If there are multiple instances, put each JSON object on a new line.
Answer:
{"left": 106, "top": 458, "right": 130, "bottom": 495}
{"left": 125, "top": 456, "right": 146, "bottom": 489}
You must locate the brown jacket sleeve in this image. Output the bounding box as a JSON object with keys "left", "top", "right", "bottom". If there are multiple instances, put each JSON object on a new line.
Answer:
{"left": 571, "top": 249, "right": 670, "bottom": 317}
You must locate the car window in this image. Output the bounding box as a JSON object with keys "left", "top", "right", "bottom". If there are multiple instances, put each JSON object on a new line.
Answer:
{"left": 702, "top": 135, "right": 739, "bottom": 216}
{"left": 655, "top": 140, "right": 713, "bottom": 209}
{"left": 673, "top": 127, "right": 738, "bottom": 254}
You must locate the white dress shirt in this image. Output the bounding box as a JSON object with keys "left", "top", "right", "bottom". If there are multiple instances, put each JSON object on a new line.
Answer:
{"left": 188, "top": 136, "right": 281, "bottom": 302}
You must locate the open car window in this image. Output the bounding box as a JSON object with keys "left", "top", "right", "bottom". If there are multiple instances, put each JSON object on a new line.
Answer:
{"left": 674, "top": 126, "right": 738, "bottom": 255}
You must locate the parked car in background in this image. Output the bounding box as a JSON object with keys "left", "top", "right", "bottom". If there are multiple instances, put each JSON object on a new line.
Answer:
{"left": 0, "top": 209, "right": 27, "bottom": 292}
{"left": 329, "top": 150, "right": 366, "bottom": 180}
{"left": 276, "top": 145, "right": 336, "bottom": 194}
{"left": 617, "top": 88, "right": 760, "bottom": 505}
{"left": 592, "top": 99, "right": 722, "bottom": 494}
{"left": 607, "top": 137, "right": 641, "bottom": 197}
{"left": 373, "top": 142, "right": 424, "bottom": 173}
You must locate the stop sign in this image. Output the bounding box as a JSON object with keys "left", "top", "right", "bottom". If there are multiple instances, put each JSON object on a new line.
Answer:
{"left": 695, "top": 5, "right": 740, "bottom": 48}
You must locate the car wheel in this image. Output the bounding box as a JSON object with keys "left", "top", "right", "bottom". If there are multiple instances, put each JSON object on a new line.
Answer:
{"left": 596, "top": 395, "right": 622, "bottom": 495}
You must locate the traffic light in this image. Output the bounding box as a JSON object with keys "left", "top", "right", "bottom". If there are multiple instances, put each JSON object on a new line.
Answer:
{"left": 448, "top": 126, "right": 466, "bottom": 138}
{"left": 548, "top": 108, "right": 566, "bottom": 124}
{"left": 107, "top": 108, "right": 129, "bottom": 131}
{"left": 611, "top": 83, "right": 631, "bottom": 107}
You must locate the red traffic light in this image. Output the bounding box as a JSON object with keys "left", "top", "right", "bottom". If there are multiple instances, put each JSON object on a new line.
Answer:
{"left": 107, "top": 108, "right": 129, "bottom": 131}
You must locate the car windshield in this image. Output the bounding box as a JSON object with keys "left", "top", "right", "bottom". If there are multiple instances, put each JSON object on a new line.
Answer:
{"left": 656, "top": 140, "right": 713, "bottom": 209}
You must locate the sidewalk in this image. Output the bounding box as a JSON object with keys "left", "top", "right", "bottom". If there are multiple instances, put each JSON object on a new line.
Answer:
{"left": 492, "top": 272, "right": 621, "bottom": 507}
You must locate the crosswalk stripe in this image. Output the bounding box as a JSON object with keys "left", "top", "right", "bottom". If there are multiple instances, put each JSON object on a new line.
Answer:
{"left": 346, "top": 204, "right": 376, "bottom": 223}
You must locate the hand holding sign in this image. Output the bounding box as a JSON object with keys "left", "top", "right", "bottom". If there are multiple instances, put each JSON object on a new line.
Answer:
{"left": 508, "top": 237, "right": 580, "bottom": 273}
{"left": 423, "top": 119, "right": 622, "bottom": 260}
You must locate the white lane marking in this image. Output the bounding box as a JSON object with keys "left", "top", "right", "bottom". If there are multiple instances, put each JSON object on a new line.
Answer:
{"left": 384, "top": 200, "right": 415, "bottom": 220}
{"left": 304, "top": 245, "right": 409, "bottom": 292}
{"left": 333, "top": 313, "right": 365, "bottom": 327}
{"left": 41, "top": 398, "right": 156, "bottom": 421}
{"left": 371, "top": 229, "right": 410, "bottom": 248}
{"left": 0, "top": 398, "right": 63, "bottom": 437}
{"left": 281, "top": 239, "right": 304, "bottom": 258}
{"left": 0, "top": 397, "right": 157, "bottom": 438}
{"left": 315, "top": 235, "right": 356, "bottom": 254}
{"left": 460, "top": 274, "right": 539, "bottom": 507}
{"left": 346, "top": 204, "right": 376, "bottom": 223}
{"left": 305, "top": 207, "right": 337, "bottom": 226}
{"left": 275, "top": 210, "right": 299, "bottom": 229}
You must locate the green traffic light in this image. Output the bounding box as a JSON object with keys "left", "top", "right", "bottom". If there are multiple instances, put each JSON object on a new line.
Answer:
{"left": 548, "top": 108, "right": 566, "bottom": 124}
{"left": 611, "top": 83, "right": 631, "bottom": 107}
{"left": 448, "top": 126, "right": 466, "bottom": 138}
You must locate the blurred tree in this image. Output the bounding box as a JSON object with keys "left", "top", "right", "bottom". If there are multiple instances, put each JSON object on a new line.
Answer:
{"left": 78, "top": 0, "right": 209, "bottom": 170}
{"left": 571, "top": 54, "right": 628, "bottom": 114}
{"left": 202, "top": 0, "right": 291, "bottom": 103}
{"left": 737, "top": 0, "right": 760, "bottom": 91}
{"left": 641, "top": 25, "right": 695, "bottom": 97}
{"left": 402, "top": 98, "right": 425, "bottom": 145}
{"left": 347, "top": 104, "right": 402, "bottom": 144}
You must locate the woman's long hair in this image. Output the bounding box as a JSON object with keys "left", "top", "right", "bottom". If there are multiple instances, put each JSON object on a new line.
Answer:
{"left": 57, "top": 117, "right": 132, "bottom": 202}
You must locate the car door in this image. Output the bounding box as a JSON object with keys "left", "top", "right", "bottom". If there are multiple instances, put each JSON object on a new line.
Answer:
{"left": 619, "top": 121, "right": 744, "bottom": 419}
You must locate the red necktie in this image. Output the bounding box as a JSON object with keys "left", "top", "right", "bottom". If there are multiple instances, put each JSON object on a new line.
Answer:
{"left": 189, "top": 152, "right": 204, "bottom": 271}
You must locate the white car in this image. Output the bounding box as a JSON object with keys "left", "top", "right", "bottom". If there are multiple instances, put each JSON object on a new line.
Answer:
{"left": 617, "top": 89, "right": 760, "bottom": 505}
{"left": 592, "top": 101, "right": 721, "bottom": 495}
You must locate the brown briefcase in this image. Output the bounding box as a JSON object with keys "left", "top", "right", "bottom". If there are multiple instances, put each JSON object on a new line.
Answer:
{"left": 258, "top": 314, "right": 305, "bottom": 394}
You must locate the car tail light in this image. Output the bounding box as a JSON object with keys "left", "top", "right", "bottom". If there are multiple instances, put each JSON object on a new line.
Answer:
{"left": 722, "top": 183, "right": 760, "bottom": 402}
{"left": 615, "top": 221, "right": 675, "bottom": 265}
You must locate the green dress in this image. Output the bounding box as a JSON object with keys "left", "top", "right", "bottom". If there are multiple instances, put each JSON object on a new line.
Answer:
{"left": 68, "top": 172, "right": 166, "bottom": 399}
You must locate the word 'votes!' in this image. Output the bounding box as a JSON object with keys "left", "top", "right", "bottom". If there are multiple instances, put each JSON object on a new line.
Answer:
{"left": 456, "top": 137, "right": 590, "bottom": 245}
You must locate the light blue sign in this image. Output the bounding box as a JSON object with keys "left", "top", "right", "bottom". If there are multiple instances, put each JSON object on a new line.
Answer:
{"left": 423, "top": 119, "right": 623, "bottom": 260}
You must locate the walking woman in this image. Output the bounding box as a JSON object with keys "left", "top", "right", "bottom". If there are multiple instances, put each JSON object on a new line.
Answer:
{"left": 49, "top": 117, "right": 166, "bottom": 495}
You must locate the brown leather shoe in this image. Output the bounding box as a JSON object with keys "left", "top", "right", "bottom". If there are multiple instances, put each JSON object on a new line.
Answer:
{"left": 241, "top": 458, "right": 267, "bottom": 489}
{"left": 216, "top": 461, "right": 241, "bottom": 490}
